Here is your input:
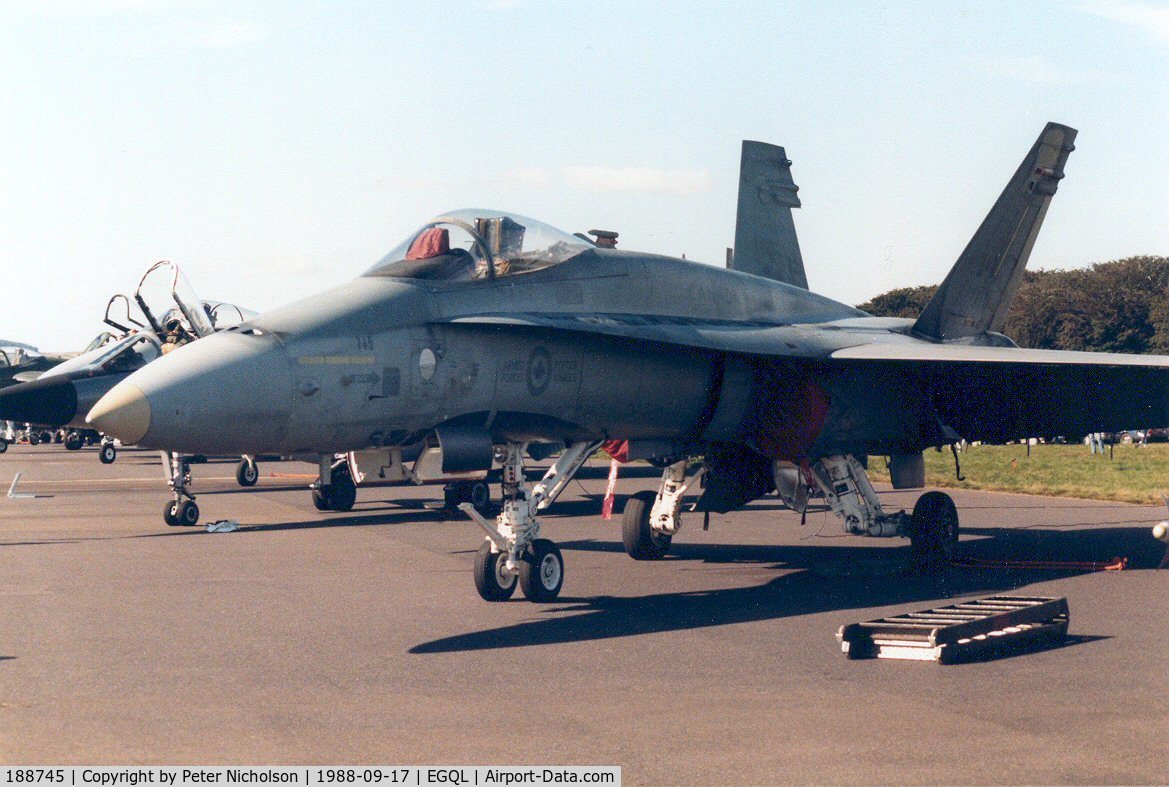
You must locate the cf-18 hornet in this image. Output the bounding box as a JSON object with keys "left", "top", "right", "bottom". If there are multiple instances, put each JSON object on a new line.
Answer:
{"left": 88, "top": 122, "right": 1168, "bottom": 602}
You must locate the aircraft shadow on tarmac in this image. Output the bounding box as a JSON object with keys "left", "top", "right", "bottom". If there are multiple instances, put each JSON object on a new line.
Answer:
{"left": 410, "top": 524, "right": 1161, "bottom": 655}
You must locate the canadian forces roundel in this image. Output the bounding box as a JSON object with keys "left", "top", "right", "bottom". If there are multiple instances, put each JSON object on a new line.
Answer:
{"left": 526, "top": 346, "right": 551, "bottom": 396}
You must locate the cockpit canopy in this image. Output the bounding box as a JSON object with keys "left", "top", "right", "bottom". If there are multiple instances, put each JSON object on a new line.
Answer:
{"left": 365, "top": 209, "right": 593, "bottom": 282}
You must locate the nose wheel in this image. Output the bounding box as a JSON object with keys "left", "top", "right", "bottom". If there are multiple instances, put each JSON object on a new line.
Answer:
{"left": 162, "top": 452, "right": 200, "bottom": 526}
{"left": 99, "top": 441, "right": 117, "bottom": 464}
{"left": 473, "top": 541, "right": 517, "bottom": 601}
{"left": 164, "top": 499, "right": 200, "bottom": 527}
{"left": 236, "top": 456, "right": 259, "bottom": 487}
{"left": 460, "top": 441, "right": 590, "bottom": 603}
{"left": 519, "top": 538, "right": 564, "bottom": 602}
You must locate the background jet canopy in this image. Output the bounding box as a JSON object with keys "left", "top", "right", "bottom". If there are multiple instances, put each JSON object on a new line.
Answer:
{"left": 365, "top": 209, "right": 593, "bottom": 282}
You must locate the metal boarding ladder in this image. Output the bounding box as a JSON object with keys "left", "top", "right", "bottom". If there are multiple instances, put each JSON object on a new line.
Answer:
{"left": 837, "top": 596, "right": 1069, "bottom": 664}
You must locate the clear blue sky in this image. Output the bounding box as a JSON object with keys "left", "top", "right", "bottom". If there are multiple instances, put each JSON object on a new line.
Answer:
{"left": 2, "top": 0, "right": 1167, "bottom": 349}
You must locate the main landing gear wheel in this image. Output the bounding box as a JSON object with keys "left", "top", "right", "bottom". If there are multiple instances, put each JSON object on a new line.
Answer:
{"left": 909, "top": 491, "right": 959, "bottom": 572}
{"left": 444, "top": 480, "right": 493, "bottom": 514}
{"left": 519, "top": 538, "right": 564, "bottom": 602}
{"left": 0, "top": 438, "right": 7, "bottom": 454}
{"left": 473, "top": 541, "right": 517, "bottom": 601}
{"left": 64, "top": 431, "right": 83, "bottom": 451}
{"left": 313, "top": 464, "right": 357, "bottom": 512}
{"left": 236, "top": 458, "right": 259, "bottom": 487}
{"left": 622, "top": 490, "right": 672, "bottom": 560}
{"left": 99, "top": 443, "right": 117, "bottom": 464}
{"left": 164, "top": 499, "right": 200, "bottom": 526}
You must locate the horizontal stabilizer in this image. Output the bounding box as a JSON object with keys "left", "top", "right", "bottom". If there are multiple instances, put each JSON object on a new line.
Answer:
{"left": 913, "top": 122, "right": 1077, "bottom": 342}
{"left": 732, "top": 141, "right": 808, "bottom": 288}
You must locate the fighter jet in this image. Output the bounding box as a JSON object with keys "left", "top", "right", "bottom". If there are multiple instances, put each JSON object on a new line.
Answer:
{"left": 0, "top": 261, "right": 260, "bottom": 459}
{"left": 88, "top": 122, "right": 1165, "bottom": 603}
{"left": 0, "top": 340, "right": 76, "bottom": 389}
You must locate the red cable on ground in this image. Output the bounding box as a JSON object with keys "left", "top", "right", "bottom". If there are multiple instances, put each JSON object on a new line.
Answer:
{"left": 950, "top": 556, "right": 1127, "bottom": 571}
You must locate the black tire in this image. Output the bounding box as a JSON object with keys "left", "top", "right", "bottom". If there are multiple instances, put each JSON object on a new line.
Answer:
{"left": 99, "top": 443, "right": 116, "bottom": 464}
{"left": 65, "top": 432, "right": 83, "bottom": 451}
{"left": 28, "top": 433, "right": 39, "bottom": 446}
{"left": 473, "top": 541, "right": 517, "bottom": 602}
{"left": 910, "top": 491, "right": 960, "bottom": 571}
{"left": 0, "top": 438, "right": 7, "bottom": 454}
{"left": 519, "top": 538, "right": 564, "bottom": 602}
{"left": 236, "top": 459, "right": 259, "bottom": 487}
{"left": 178, "top": 499, "right": 200, "bottom": 526}
{"left": 470, "top": 481, "right": 491, "bottom": 513}
{"left": 52, "top": 431, "right": 63, "bottom": 444}
{"left": 42, "top": 431, "right": 54, "bottom": 445}
{"left": 621, "top": 490, "right": 671, "bottom": 560}
{"left": 328, "top": 466, "right": 357, "bottom": 511}
{"left": 164, "top": 500, "right": 180, "bottom": 527}
{"left": 311, "top": 488, "right": 331, "bottom": 511}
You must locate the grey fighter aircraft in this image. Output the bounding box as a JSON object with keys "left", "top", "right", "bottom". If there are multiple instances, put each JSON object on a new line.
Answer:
{"left": 87, "top": 122, "right": 1169, "bottom": 603}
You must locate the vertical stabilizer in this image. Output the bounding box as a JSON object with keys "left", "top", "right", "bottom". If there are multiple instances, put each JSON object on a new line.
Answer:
{"left": 913, "top": 122, "right": 1077, "bottom": 342}
{"left": 732, "top": 141, "right": 808, "bottom": 288}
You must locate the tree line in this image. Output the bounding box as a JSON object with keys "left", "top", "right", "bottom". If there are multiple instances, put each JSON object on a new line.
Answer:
{"left": 857, "top": 256, "right": 1169, "bottom": 353}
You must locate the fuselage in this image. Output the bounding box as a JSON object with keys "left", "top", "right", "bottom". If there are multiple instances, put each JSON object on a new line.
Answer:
{"left": 87, "top": 244, "right": 955, "bottom": 460}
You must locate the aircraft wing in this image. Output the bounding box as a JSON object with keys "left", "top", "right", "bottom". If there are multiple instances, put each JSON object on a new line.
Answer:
{"left": 830, "top": 343, "right": 1169, "bottom": 368}
{"left": 829, "top": 343, "right": 1169, "bottom": 442}
{"left": 447, "top": 313, "right": 1169, "bottom": 440}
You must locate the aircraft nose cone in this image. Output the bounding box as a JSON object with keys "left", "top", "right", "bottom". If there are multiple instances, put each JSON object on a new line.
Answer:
{"left": 84, "top": 330, "right": 292, "bottom": 454}
{"left": 87, "top": 382, "right": 152, "bottom": 444}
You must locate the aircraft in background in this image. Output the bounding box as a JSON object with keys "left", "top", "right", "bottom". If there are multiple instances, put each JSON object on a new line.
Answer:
{"left": 1, "top": 339, "right": 84, "bottom": 451}
{"left": 0, "top": 261, "right": 258, "bottom": 465}
{"left": 91, "top": 123, "right": 1163, "bottom": 604}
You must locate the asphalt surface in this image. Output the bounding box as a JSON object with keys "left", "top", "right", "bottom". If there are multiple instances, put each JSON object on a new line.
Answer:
{"left": 1, "top": 444, "right": 1167, "bottom": 784}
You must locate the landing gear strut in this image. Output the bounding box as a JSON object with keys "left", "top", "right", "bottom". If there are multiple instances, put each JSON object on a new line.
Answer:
{"left": 460, "top": 441, "right": 591, "bottom": 602}
{"left": 621, "top": 459, "right": 703, "bottom": 560}
{"left": 809, "top": 454, "right": 959, "bottom": 571}
{"left": 311, "top": 456, "right": 357, "bottom": 512}
{"left": 162, "top": 451, "right": 199, "bottom": 526}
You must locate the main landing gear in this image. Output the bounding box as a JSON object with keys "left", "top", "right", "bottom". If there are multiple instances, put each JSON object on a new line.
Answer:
{"left": 622, "top": 459, "right": 704, "bottom": 560}
{"left": 311, "top": 456, "right": 357, "bottom": 512}
{"left": 162, "top": 451, "right": 200, "bottom": 526}
{"left": 443, "top": 479, "right": 492, "bottom": 514}
{"left": 809, "top": 454, "right": 959, "bottom": 571}
{"left": 460, "top": 441, "right": 598, "bottom": 602}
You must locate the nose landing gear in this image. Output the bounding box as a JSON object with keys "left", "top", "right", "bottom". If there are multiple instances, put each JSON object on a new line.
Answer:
{"left": 236, "top": 455, "right": 259, "bottom": 487}
{"left": 162, "top": 451, "right": 199, "bottom": 526}
{"left": 461, "top": 441, "right": 595, "bottom": 602}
